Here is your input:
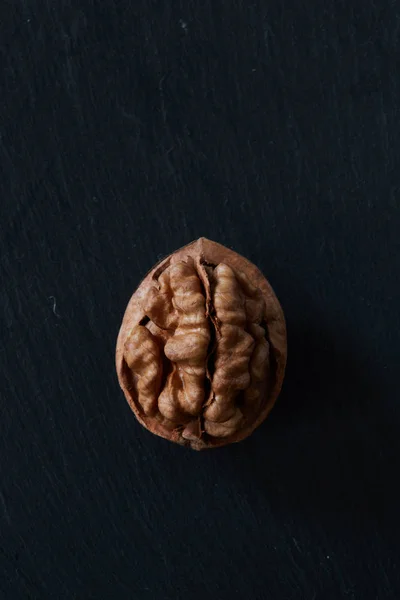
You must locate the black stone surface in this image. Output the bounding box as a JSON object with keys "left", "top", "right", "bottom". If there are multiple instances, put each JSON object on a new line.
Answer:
{"left": 1, "top": 2, "right": 400, "bottom": 598}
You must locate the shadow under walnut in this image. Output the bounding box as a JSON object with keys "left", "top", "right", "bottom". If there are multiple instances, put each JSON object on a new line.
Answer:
{"left": 115, "top": 238, "right": 287, "bottom": 450}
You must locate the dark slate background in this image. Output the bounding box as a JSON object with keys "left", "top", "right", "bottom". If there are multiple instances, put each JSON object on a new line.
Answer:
{"left": 1, "top": 1, "right": 400, "bottom": 598}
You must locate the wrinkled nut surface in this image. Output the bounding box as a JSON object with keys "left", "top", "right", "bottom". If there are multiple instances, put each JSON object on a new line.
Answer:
{"left": 116, "top": 238, "right": 287, "bottom": 450}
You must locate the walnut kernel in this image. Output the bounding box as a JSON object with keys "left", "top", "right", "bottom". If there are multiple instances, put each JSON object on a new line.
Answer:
{"left": 116, "top": 238, "right": 287, "bottom": 450}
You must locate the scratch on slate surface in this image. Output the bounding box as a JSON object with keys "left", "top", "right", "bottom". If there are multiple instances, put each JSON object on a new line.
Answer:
{"left": 48, "top": 295, "right": 61, "bottom": 318}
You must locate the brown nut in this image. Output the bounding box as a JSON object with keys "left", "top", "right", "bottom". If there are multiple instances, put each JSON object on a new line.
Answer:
{"left": 116, "top": 238, "right": 287, "bottom": 450}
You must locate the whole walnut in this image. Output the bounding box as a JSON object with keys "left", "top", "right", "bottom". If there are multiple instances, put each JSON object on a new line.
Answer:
{"left": 116, "top": 238, "right": 287, "bottom": 450}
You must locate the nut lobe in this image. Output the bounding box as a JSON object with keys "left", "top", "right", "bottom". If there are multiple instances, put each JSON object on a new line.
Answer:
{"left": 116, "top": 238, "right": 287, "bottom": 450}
